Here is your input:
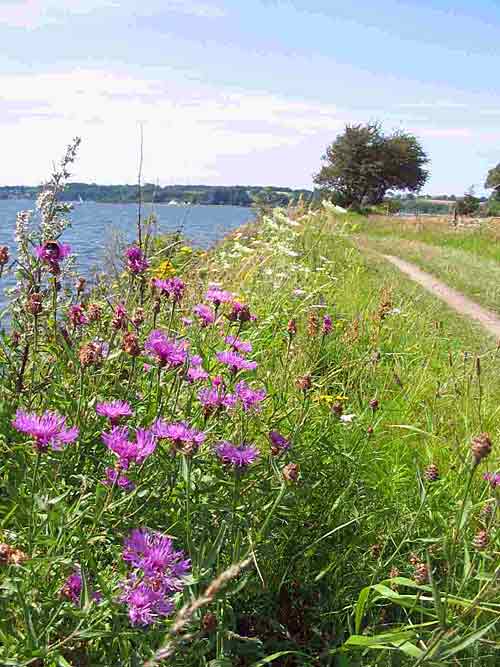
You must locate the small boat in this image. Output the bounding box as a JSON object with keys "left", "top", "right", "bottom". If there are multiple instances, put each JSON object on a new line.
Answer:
{"left": 167, "top": 200, "right": 180, "bottom": 206}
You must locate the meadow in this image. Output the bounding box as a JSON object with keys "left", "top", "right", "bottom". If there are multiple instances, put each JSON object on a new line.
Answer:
{"left": 0, "top": 146, "right": 499, "bottom": 666}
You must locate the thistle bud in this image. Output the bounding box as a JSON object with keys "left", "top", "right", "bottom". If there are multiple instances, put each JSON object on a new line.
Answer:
{"left": 413, "top": 562, "right": 429, "bottom": 584}
{"left": 287, "top": 319, "right": 297, "bottom": 336}
{"left": 331, "top": 401, "right": 343, "bottom": 417}
{"left": 369, "top": 398, "right": 379, "bottom": 411}
{"left": 201, "top": 612, "right": 217, "bottom": 633}
{"left": 370, "top": 543, "right": 382, "bottom": 559}
{"left": 0, "top": 246, "right": 9, "bottom": 265}
{"left": 471, "top": 433, "right": 492, "bottom": 465}
{"left": 307, "top": 313, "right": 319, "bottom": 336}
{"left": 296, "top": 374, "right": 312, "bottom": 392}
{"left": 27, "top": 292, "right": 43, "bottom": 315}
{"left": 132, "top": 307, "right": 145, "bottom": 327}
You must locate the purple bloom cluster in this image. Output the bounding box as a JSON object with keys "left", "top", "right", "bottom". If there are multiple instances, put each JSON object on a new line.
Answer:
{"left": 198, "top": 378, "right": 237, "bottom": 416}
{"left": 153, "top": 277, "right": 185, "bottom": 302}
{"left": 153, "top": 420, "right": 205, "bottom": 455}
{"left": 145, "top": 330, "right": 188, "bottom": 368}
{"left": 228, "top": 301, "right": 255, "bottom": 323}
{"left": 186, "top": 355, "right": 209, "bottom": 383}
{"left": 269, "top": 430, "right": 291, "bottom": 454}
{"left": 216, "top": 350, "right": 257, "bottom": 373}
{"left": 205, "top": 285, "right": 234, "bottom": 307}
{"left": 120, "top": 528, "right": 190, "bottom": 626}
{"left": 234, "top": 380, "right": 266, "bottom": 412}
{"left": 483, "top": 471, "right": 500, "bottom": 488}
{"left": 125, "top": 245, "right": 149, "bottom": 274}
{"left": 193, "top": 303, "right": 215, "bottom": 327}
{"left": 215, "top": 441, "right": 260, "bottom": 469}
{"left": 68, "top": 304, "right": 88, "bottom": 326}
{"left": 35, "top": 241, "right": 72, "bottom": 274}
{"left": 12, "top": 410, "right": 79, "bottom": 452}
{"left": 225, "top": 335, "right": 252, "bottom": 354}
{"left": 102, "top": 427, "right": 157, "bottom": 469}
{"left": 61, "top": 569, "right": 101, "bottom": 605}
{"left": 323, "top": 314, "right": 333, "bottom": 335}
{"left": 96, "top": 400, "right": 133, "bottom": 425}
{"left": 103, "top": 466, "right": 136, "bottom": 492}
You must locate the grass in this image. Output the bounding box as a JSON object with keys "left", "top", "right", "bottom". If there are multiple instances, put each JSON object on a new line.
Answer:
{"left": 0, "top": 167, "right": 500, "bottom": 667}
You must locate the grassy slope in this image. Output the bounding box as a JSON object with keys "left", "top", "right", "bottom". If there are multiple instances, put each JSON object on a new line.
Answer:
{"left": 2, "top": 207, "right": 500, "bottom": 665}
{"left": 354, "top": 216, "right": 500, "bottom": 314}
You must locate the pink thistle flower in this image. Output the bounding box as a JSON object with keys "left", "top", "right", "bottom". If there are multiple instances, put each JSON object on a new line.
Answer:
{"left": 96, "top": 400, "right": 133, "bottom": 425}
{"left": 323, "top": 314, "right": 333, "bottom": 335}
{"left": 145, "top": 330, "right": 188, "bottom": 368}
{"left": 483, "top": 472, "right": 500, "bottom": 488}
{"left": 205, "top": 285, "right": 234, "bottom": 307}
{"left": 12, "top": 410, "right": 78, "bottom": 452}
{"left": 68, "top": 304, "right": 88, "bottom": 327}
{"left": 216, "top": 350, "right": 257, "bottom": 373}
{"left": 153, "top": 420, "right": 205, "bottom": 455}
{"left": 112, "top": 303, "right": 128, "bottom": 330}
{"left": 35, "top": 241, "right": 72, "bottom": 273}
{"left": 193, "top": 303, "right": 215, "bottom": 327}
{"left": 61, "top": 568, "right": 101, "bottom": 605}
{"left": 125, "top": 245, "right": 149, "bottom": 274}
{"left": 215, "top": 441, "right": 260, "bottom": 469}
{"left": 103, "top": 466, "right": 135, "bottom": 492}
{"left": 225, "top": 335, "right": 252, "bottom": 354}
{"left": 227, "top": 302, "right": 255, "bottom": 323}
{"left": 153, "top": 277, "right": 185, "bottom": 302}
{"left": 234, "top": 380, "right": 266, "bottom": 412}
{"left": 269, "top": 430, "right": 291, "bottom": 454}
{"left": 102, "top": 427, "right": 157, "bottom": 469}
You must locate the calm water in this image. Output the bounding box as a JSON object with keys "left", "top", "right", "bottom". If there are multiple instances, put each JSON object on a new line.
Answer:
{"left": 0, "top": 200, "right": 253, "bottom": 310}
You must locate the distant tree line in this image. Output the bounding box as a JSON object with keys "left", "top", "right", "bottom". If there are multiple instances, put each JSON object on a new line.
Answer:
{"left": 0, "top": 183, "right": 314, "bottom": 207}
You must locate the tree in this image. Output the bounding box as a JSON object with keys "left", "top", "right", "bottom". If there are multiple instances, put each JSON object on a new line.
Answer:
{"left": 485, "top": 163, "right": 500, "bottom": 200}
{"left": 313, "top": 122, "right": 429, "bottom": 209}
{"left": 456, "top": 186, "right": 480, "bottom": 216}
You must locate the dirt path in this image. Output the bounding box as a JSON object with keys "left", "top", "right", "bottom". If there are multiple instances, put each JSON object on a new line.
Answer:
{"left": 383, "top": 254, "right": 500, "bottom": 339}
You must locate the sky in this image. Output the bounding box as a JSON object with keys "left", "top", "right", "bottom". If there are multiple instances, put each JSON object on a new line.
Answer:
{"left": 1, "top": 0, "right": 499, "bottom": 193}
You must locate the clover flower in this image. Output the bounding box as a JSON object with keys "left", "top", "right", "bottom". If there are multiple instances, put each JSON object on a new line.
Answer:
{"left": 12, "top": 410, "right": 79, "bottom": 452}
{"left": 96, "top": 400, "right": 133, "bottom": 425}
{"left": 125, "top": 245, "right": 149, "bottom": 274}
{"left": 145, "top": 330, "right": 188, "bottom": 368}
{"left": 153, "top": 277, "right": 185, "bottom": 302}
{"left": 102, "top": 427, "right": 157, "bottom": 469}
{"left": 323, "top": 314, "right": 333, "bottom": 335}
{"left": 193, "top": 303, "right": 215, "bottom": 327}
{"left": 153, "top": 420, "right": 205, "bottom": 455}
{"left": 234, "top": 380, "right": 266, "bottom": 412}
{"left": 216, "top": 350, "right": 257, "bottom": 373}
{"left": 225, "top": 335, "right": 252, "bottom": 354}
{"left": 215, "top": 441, "right": 259, "bottom": 469}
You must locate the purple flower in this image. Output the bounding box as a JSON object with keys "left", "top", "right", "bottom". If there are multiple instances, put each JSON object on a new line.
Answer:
{"left": 153, "top": 277, "right": 185, "bottom": 302}
{"left": 68, "top": 304, "right": 88, "bottom": 326}
{"left": 120, "top": 576, "right": 174, "bottom": 626}
{"left": 198, "top": 383, "right": 236, "bottom": 416}
{"left": 153, "top": 420, "right": 205, "bottom": 455}
{"left": 205, "top": 285, "right": 234, "bottom": 307}
{"left": 12, "top": 410, "right": 79, "bottom": 452}
{"left": 185, "top": 354, "right": 209, "bottom": 383}
{"left": 216, "top": 350, "right": 257, "bottom": 373}
{"left": 269, "top": 430, "right": 290, "bottom": 454}
{"left": 215, "top": 441, "right": 260, "bottom": 469}
{"left": 227, "top": 301, "right": 255, "bottom": 323}
{"left": 145, "top": 330, "right": 188, "bottom": 368}
{"left": 225, "top": 335, "right": 252, "bottom": 354}
{"left": 61, "top": 569, "right": 101, "bottom": 605}
{"left": 102, "top": 427, "right": 157, "bottom": 469}
{"left": 483, "top": 472, "right": 500, "bottom": 488}
{"left": 103, "top": 466, "right": 135, "bottom": 492}
{"left": 323, "top": 314, "right": 333, "bottom": 335}
{"left": 234, "top": 380, "right": 266, "bottom": 412}
{"left": 96, "top": 400, "right": 133, "bottom": 425}
{"left": 35, "top": 241, "right": 72, "bottom": 274}
{"left": 125, "top": 245, "right": 149, "bottom": 274}
{"left": 193, "top": 303, "right": 215, "bottom": 327}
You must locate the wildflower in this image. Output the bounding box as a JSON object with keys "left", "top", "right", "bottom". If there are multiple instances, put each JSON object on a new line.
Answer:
{"left": 307, "top": 313, "right": 319, "bottom": 336}
{"left": 68, "top": 304, "right": 88, "bottom": 327}
{"left": 132, "top": 307, "right": 146, "bottom": 327}
{"left": 180, "top": 245, "right": 193, "bottom": 255}
{"left": 227, "top": 301, "right": 254, "bottom": 323}
{"left": 472, "top": 529, "right": 489, "bottom": 551}
{"left": 216, "top": 350, "right": 257, "bottom": 373}
{"left": 186, "top": 355, "right": 209, "bottom": 383}
{"left": 322, "top": 314, "right": 333, "bottom": 335}
{"left": 112, "top": 303, "right": 128, "bottom": 330}
{"left": 103, "top": 466, "right": 135, "bottom": 492}
{"left": 145, "top": 330, "right": 188, "bottom": 368}
{"left": 370, "top": 544, "right": 382, "bottom": 559}
{"left": 483, "top": 471, "right": 500, "bottom": 488}
{"left": 225, "top": 335, "right": 252, "bottom": 354}
{"left": 96, "top": 400, "right": 133, "bottom": 425}
{"left": 205, "top": 285, "right": 233, "bottom": 307}
{"left": 181, "top": 316, "right": 193, "bottom": 326}
{"left": 61, "top": 569, "right": 101, "bottom": 605}
{"left": 123, "top": 528, "right": 191, "bottom": 580}
{"left": 152, "top": 259, "right": 176, "bottom": 280}
{"left": 296, "top": 374, "right": 312, "bottom": 391}
{"left": 27, "top": 292, "right": 43, "bottom": 315}
{"left": 153, "top": 420, "right": 205, "bottom": 456}
{"left": 198, "top": 382, "right": 236, "bottom": 417}
{"left": 35, "top": 240, "right": 71, "bottom": 273}
{"left": 282, "top": 462, "right": 299, "bottom": 482}
{"left": 125, "top": 245, "right": 149, "bottom": 274}
{"left": 215, "top": 441, "right": 259, "bottom": 469}
{"left": 75, "top": 276, "right": 86, "bottom": 295}
{"left": 78, "top": 341, "right": 103, "bottom": 367}
{"left": 87, "top": 303, "right": 102, "bottom": 322}
{"left": 193, "top": 303, "right": 215, "bottom": 327}
{"left": 331, "top": 401, "right": 343, "bottom": 417}
{"left": 369, "top": 398, "right": 379, "bottom": 412}
{"left": 0, "top": 542, "right": 28, "bottom": 566}
{"left": 234, "top": 380, "right": 266, "bottom": 412}
{"left": 0, "top": 246, "right": 9, "bottom": 265}
{"left": 12, "top": 410, "right": 78, "bottom": 451}
{"left": 269, "top": 430, "right": 290, "bottom": 455}
{"left": 120, "top": 577, "right": 174, "bottom": 626}
{"left": 122, "top": 332, "right": 141, "bottom": 356}
{"left": 102, "top": 427, "right": 157, "bottom": 469}
{"left": 471, "top": 433, "right": 492, "bottom": 464}
{"left": 153, "top": 277, "right": 185, "bottom": 302}
{"left": 424, "top": 464, "right": 439, "bottom": 482}
{"left": 413, "top": 562, "right": 429, "bottom": 584}
{"left": 287, "top": 319, "right": 297, "bottom": 336}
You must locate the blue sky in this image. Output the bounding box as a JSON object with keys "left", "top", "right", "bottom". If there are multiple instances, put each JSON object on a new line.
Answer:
{"left": 1, "top": 0, "right": 499, "bottom": 193}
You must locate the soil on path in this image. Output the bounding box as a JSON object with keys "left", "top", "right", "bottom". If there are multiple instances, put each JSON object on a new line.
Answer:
{"left": 383, "top": 254, "right": 500, "bottom": 339}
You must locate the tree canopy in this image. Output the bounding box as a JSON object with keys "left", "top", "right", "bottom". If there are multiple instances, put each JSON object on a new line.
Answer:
{"left": 485, "top": 164, "right": 500, "bottom": 199}
{"left": 314, "top": 122, "right": 429, "bottom": 209}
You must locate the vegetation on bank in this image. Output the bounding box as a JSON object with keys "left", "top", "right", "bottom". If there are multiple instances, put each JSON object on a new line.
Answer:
{"left": 0, "top": 144, "right": 499, "bottom": 666}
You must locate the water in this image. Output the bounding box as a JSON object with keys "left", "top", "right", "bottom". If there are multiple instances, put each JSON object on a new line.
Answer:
{"left": 0, "top": 199, "right": 254, "bottom": 311}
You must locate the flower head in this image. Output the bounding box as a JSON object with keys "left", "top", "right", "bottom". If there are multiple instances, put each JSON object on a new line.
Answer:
{"left": 125, "top": 245, "right": 149, "bottom": 274}
{"left": 193, "top": 303, "right": 215, "bottom": 327}
{"left": 103, "top": 466, "right": 135, "bottom": 492}
{"left": 234, "top": 380, "right": 266, "bottom": 412}
{"left": 483, "top": 471, "right": 500, "bottom": 488}
{"left": 35, "top": 241, "right": 72, "bottom": 273}
{"left": 61, "top": 569, "right": 101, "bottom": 605}
{"left": 269, "top": 430, "right": 290, "bottom": 455}
{"left": 153, "top": 277, "right": 185, "bottom": 302}
{"left": 225, "top": 335, "right": 252, "bottom": 354}
{"left": 96, "top": 400, "right": 133, "bottom": 425}
{"left": 216, "top": 350, "right": 257, "bottom": 373}
{"left": 68, "top": 304, "right": 88, "bottom": 327}
{"left": 102, "top": 427, "right": 157, "bottom": 468}
{"left": 205, "top": 285, "right": 233, "bottom": 307}
{"left": 145, "top": 330, "right": 188, "bottom": 368}
{"left": 322, "top": 314, "right": 333, "bottom": 335}
{"left": 215, "top": 441, "right": 259, "bottom": 469}
{"left": 12, "top": 410, "right": 78, "bottom": 451}
{"left": 153, "top": 420, "right": 205, "bottom": 455}
{"left": 227, "top": 301, "right": 255, "bottom": 323}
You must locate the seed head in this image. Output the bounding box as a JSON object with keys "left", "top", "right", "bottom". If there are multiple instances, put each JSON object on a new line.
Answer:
{"left": 132, "top": 308, "right": 145, "bottom": 327}
{"left": 307, "top": 313, "right": 319, "bottom": 336}
{"left": 413, "top": 562, "right": 429, "bottom": 584}
{"left": 369, "top": 398, "right": 379, "bottom": 411}
{"left": 122, "top": 332, "right": 141, "bottom": 357}
{"left": 370, "top": 543, "right": 382, "bottom": 559}
{"left": 27, "top": 292, "right": 43, "bottom": 315}
{"left": 471, "top": 433, "right": 492, "bottom": 464}
{"left": 78, "top": 342, "right": 102, "bottom": 367}
{"left": 87, "top": 303, "right": 102, "bottom": 322}
{"left": 0, "top": 542, "right": 28, "bottom": 566}
{"left": 424, "top": 463, "right": 439, "bottom": 482}
{"left": 296, "top": 374, "right": 312, "bottom": 392}
{"left": 331, "top": 401, "right": 343, "bottom": 417}
{"left": 287, "top": 319, "right": 297, "bottom": 336}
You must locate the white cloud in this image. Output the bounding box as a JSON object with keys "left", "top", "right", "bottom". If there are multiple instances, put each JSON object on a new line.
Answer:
{"left": 0, "top": 68, "right": 342, "bottom": 184}
{"left": 418, "top": 128, "right": 473, "bottom": 138}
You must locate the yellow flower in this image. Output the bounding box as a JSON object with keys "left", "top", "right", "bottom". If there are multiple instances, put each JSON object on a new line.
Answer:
{"left": 313, "top": 393, "right": 348, "bottom": 404}
{"left": 179, "top": 246, "right": 193, "bottom": 254}
{"left": 152, "top": 259, "right": 176, "bottom": 279}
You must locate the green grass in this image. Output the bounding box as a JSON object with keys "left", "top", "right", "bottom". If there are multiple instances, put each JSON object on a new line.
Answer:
{"left": 1, "top": 194, "right": 500, "bottom": 666}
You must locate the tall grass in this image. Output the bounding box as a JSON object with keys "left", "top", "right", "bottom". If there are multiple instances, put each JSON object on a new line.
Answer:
{"left": 0, "top": 151, "right": 499, "bottom": 666}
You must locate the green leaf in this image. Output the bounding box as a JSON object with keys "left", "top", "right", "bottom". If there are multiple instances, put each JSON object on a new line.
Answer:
{"left": 438, "top": 619, "right": 499, "bottom": 660}
{"left": 251, "top": 650, "right": 311, "bottom": 666}
{"left": 354, "top": 586, "right": 372, "bottom": 634}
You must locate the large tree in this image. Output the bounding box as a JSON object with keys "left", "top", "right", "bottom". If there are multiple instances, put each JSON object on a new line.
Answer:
{"left": 314, "top": 122, "right": 429, "bottom": 209}
{"left": 485, "top": 163, "right": 500, "bottom": 199}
